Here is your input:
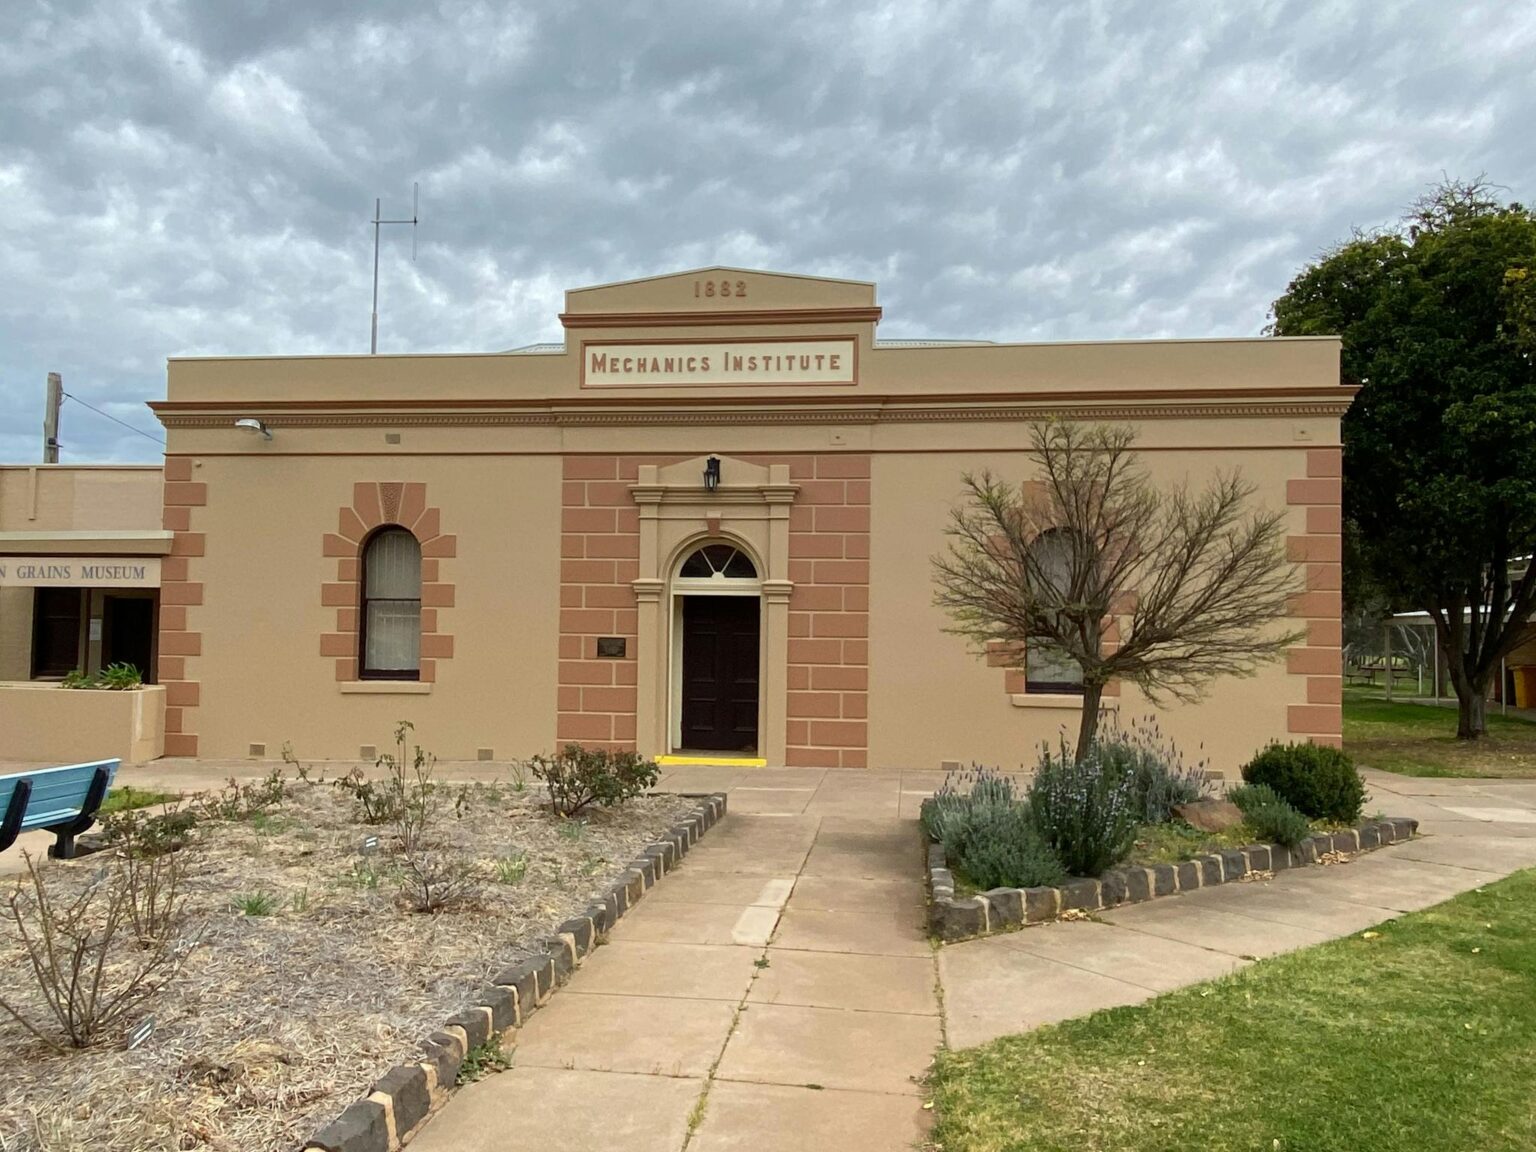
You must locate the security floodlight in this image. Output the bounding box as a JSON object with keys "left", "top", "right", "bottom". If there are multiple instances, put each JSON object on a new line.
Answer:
{"left": 234, "top": 418, "right": 272, "bottom": 440}
{"left": 703, "top": 456, "right": 721, "bottom": 491}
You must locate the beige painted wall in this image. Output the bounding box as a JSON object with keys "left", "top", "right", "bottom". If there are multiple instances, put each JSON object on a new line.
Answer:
{"left": 0, "top": 682, "right": 164, "bottom": 763}
{"left": 868, "top": 436, "right": 1319, "bottom": 775}
{"left": 186, "top": 455, "right": 562, "bottom": 761}
{"left": 0, "top": 588, "right": 31, "bottom": 680}
{"left": 0, "top": 465, "right": 163, "bottom": 532}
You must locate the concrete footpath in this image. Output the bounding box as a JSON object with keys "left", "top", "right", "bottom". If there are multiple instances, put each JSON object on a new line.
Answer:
{"left": 410, "top": 768, "right": 945, "bottom": 1152}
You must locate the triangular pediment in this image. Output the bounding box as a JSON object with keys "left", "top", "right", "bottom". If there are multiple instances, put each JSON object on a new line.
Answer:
{"left": 563, "top": 267, "right": 876, "bottom": 316}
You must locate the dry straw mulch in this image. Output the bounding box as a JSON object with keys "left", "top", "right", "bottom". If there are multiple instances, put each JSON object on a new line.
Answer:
{"left": 0, "top": 776, "right": 694, "bottom": 1152}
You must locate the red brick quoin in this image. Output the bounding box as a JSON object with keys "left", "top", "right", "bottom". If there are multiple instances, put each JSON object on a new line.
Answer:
{"left": 158, "top": 457, "right": 205, "bottom": 757}
{"left": 783, "top": 454, "right": 870, "bottom": 768}
{"left": 321, "top": 483, "right": 456, "bottom": 683}
{"left": 558, "top": 457, "right": 645, "bottom": 749}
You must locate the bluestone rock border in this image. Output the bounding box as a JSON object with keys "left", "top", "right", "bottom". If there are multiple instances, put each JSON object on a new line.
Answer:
{"left": 304, "top": 791, "right": 728, "bottom": 1152}
{"left": 927, "top": 815, "right": 1419, "bottom": 943}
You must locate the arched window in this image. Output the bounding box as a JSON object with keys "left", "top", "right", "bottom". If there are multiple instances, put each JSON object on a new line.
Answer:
{"left": 678, "top": 543, "right": 758, "bottom": 580}
{"left": 1025, "top": 528, "right": 1085, "bottom": 694}
{"left": 360, "top": 527, "right": 422, "bottom": 679}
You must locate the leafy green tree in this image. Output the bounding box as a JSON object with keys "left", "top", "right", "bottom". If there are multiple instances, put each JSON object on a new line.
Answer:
{"left": 932, "top": 422, "right": 1300, "bottom": 759}
{"left": 1271, "top": 180, "right": 1536, "bottom": 737}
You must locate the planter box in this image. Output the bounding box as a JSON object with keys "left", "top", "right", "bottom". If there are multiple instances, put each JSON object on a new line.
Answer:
{"left": 0, "top": 681, "right": 165, "bottom": 763}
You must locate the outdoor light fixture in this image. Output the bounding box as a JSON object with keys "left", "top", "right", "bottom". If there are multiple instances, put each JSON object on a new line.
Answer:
{"left": 234, "top": 418, "right": 272, "bottom": 440}
{"left": 703, "top": 456, "right": 721, "bottom": 491}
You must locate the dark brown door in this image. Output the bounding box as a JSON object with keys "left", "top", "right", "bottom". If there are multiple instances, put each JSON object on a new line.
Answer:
{"left": 103, "top": 596, "right": 156, "bottom": 683}
{"left": 31, "top": 588, "right": 83, "bottom": 677}
{"left": 680, "top": 596, "right": 760, "bottom": 752}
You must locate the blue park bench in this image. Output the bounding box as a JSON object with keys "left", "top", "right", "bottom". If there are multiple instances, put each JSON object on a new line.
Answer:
{"left": 0, "top": 760, "right": 120, "bottom": 859}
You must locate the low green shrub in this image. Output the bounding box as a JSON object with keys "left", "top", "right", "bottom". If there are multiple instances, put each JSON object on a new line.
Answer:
{"left": 526, "top": 744, "right": 660, "bottom": 817}
{"left": 1028, "top": 737, "right": 1141, "bottom": 876}
{"left": 943, "top": 802, "right": 1065, "bottom": 890}
{"left": 1228, "top": 782, "right": 1312, "bottom": 848}
{"left": 1241, "top": 742, "right": 1365, "bottom": 823}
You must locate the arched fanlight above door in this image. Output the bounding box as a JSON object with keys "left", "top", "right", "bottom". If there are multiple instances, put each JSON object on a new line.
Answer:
{"left": 678, "top": 543, "right": 758, "bottom": 580}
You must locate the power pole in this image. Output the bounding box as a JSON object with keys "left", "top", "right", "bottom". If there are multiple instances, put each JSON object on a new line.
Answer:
{"left": 43, "top": 372, "right": 62, "bottom": 463}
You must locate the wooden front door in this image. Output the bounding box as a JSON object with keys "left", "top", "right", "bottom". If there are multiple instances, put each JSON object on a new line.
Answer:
{"left": 680, "top": 596, "right": 760, "bottom": 752}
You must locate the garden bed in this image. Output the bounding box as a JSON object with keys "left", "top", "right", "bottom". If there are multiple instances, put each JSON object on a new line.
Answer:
{"left": 927, "top": 815, "right": 1419, "bottom": 942}
{"left": 0, "top": 773, "right": 699, "bottom": 1151}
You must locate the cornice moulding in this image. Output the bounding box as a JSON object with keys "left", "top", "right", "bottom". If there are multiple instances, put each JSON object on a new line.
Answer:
{"left": 155, "top": 399, "right": 1353, "bottom": 430}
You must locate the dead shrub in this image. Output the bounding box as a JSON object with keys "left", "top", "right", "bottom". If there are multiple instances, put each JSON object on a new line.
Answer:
{"left": 0, "top": 853, "right": 197, "bottom": 1049}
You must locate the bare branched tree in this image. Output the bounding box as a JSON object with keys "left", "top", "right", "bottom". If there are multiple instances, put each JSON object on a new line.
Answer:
{"left": 932, "top": 422, "right": 1303, "bottom": 759}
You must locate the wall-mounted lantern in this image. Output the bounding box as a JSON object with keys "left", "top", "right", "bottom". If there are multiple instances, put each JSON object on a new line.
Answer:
{"left": 703, "top": 456, "right": 721, "bottom": 491}
{"left": 234, "top": 417, "right": 272, "bottom": 440}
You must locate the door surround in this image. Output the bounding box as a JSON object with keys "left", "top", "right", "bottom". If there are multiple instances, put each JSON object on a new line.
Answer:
{"left": 631, "top": 456, "right": 796, "bottom": 764}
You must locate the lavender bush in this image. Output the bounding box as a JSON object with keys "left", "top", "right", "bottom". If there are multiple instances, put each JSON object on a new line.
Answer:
{"left": 1027, "top": 736, "right": 1141, "bottom": 876}
{"left": 921, "top": 765, "right": 1063, "bottom": 890}
{"left": 1094, "top": 715, "right": 1213, "bottom": 824}
{"left": 945, "top": 802, "right": 1065, "bottom": 890}
{"left": 920, "top": 764, "right": 1016, "bottom": 845}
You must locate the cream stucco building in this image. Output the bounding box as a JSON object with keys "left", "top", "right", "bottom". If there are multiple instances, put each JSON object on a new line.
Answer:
{"left": 0, "top": 268, "right": 1349, "bottom": 770}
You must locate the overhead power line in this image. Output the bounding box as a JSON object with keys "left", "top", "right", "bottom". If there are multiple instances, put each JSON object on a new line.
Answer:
{"left": 61, "top": 390, "right": 166, "bottom": 447}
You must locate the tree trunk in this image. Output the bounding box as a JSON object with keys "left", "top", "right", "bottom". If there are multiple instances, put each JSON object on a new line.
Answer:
{"left": 1443, "top": 655, "right": 1489, "bottom": 740}
{"left": 1074, "top": 682, "right": 1106, "bottom": 762}
{"left": 1456, "top": 681, "right": 1488, "bottom": 739}
{"left": 1433, "top": 611, "right": 1489, "bottom": 741}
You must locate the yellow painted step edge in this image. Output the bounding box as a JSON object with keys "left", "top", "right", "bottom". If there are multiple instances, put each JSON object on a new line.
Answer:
{"left": 656, "top": 754, "right": 768, "bottom": 767}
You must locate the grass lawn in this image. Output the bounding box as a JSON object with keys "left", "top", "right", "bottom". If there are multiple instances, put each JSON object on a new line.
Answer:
{"left": 1343, "top": 686, "right": 1536, "bottom": 778}
{"left": 98, "top": 784, "right": 181, "bottom": 814}
{"left": 929, "top": 868, "right": 1536, "bottom": 1152}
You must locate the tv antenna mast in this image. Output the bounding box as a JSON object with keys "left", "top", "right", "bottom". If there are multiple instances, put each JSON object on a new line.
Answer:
{"left": 370, "top": 183, "right": 418, "bottom": 354}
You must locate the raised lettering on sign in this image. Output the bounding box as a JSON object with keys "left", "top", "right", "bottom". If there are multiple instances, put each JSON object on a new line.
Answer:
{"left": 583, "top": 339, "right": 856, "bottom": 388}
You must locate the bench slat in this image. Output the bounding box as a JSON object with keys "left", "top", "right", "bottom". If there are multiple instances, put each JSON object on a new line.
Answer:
{"left": 0, "top": 761, "right": 120, "bottom": 832}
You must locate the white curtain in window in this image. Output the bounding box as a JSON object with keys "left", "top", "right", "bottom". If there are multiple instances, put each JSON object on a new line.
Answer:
{"left": 364, "top": 529, "right": 421, "bottom": 672}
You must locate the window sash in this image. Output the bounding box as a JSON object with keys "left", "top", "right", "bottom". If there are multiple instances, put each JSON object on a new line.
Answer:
{"left": 1025, "top": 642, "right": 1084, "bottom": 694}
{"left": 364, "top": 598, "right": 421, "bottom": 674}
{"left": 365, "top": 530, "right": 422, "bottom": 598}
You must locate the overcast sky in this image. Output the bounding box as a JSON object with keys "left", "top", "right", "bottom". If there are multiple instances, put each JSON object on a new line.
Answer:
{"left": 2, "top": 1, "right": 1533, "bottom": 463}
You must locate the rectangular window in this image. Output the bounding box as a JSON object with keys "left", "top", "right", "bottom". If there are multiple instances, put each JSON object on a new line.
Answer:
{"left": 31, "top": 587, "right": 83, "bottom": 677}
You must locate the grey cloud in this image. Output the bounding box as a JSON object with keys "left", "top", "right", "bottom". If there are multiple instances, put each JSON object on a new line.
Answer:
{"left": 1, "top": 0, "right": 1532, "bottom": 461}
